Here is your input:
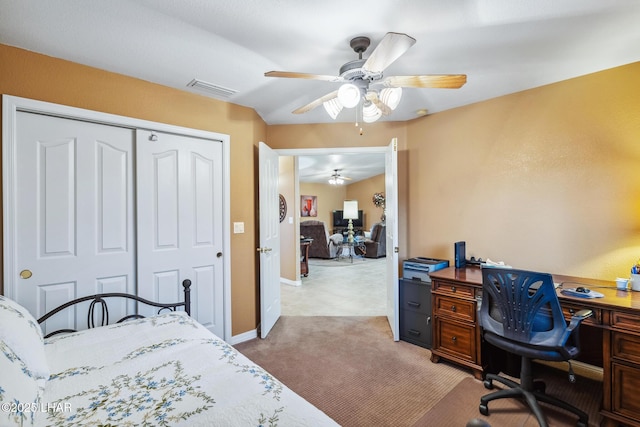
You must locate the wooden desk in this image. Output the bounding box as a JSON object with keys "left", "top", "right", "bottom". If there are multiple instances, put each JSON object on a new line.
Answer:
{"left": 429, "top": 266, "right": 640, "bottom": 427}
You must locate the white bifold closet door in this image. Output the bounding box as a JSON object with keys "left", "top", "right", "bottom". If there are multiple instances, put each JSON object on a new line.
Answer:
{"left": 12, "top": 112, "right": 223, "bottom": 338}
{"left": 136, "top": 129, "right": 224, "bottom": 335}
{"left": 15, "top": 112, "right": 136, "bottom": 336}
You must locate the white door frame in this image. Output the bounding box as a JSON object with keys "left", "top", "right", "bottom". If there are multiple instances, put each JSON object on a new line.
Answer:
{"left": 275, "top": 146, "right": 398, "bottom": 338}
{"left": 2, "top": 95, "right": 232, "bottom": 341}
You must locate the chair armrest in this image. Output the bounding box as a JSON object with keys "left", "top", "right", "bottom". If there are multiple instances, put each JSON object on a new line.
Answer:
{"left": 329, "top": 233, "right": 343, "bottom": 246}
{"left": 559, "top": 309, "right": 593, "bottom": 353}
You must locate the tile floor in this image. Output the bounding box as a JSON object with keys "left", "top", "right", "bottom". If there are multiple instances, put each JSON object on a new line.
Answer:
{"left": 281, "top": 256, "right": 387, "bottom": 316}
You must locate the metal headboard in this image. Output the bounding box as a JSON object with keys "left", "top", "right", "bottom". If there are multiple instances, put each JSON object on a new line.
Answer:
{"left": 37, "top": 279, "right": 191, "bottom": 338}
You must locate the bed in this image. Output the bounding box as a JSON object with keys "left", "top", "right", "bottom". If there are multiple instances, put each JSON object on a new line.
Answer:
{"left": 0, "top": 282, "right": 339, "bottom": 426}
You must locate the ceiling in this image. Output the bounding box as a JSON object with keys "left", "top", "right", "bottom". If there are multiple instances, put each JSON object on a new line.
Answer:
{"left": 2, "top": 1, "right": 639, "bottom": 182}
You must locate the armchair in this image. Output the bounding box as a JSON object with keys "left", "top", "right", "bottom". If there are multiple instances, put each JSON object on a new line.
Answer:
{"left": 364, "top": 223, "right": 386, "bottom": 258}
{"left": 300, "top": 220, "right": 343, "bottom": 259}
{"left": 478, "top": 267, "right": 592, "bottom": 427}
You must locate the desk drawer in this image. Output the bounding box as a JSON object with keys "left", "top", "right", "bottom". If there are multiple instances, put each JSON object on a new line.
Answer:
{"left": 612, "top": 332, "right": 640, "bottom": 364}
{"left": 432, "top": 281, "right": 475, "bottom": 299}
{"left": 400, "top": 279, "right": 431, "bottom": 315}
{"left": 434, "top": 295, "right": 475, "bottom": 322}
{"left": 612, "top": 311, "right": 640, "bottom": 333}
{"left": 613, "top": 363, "right": 640, "bottom": 421}
{"left": 561, "top": 303, "right": 602, "bottom": 326}
{"left": 436, "top": 319, "right": 476, "bottom": 362}
{"left": 400, "top": 309, "right": 431, "bottom": 348}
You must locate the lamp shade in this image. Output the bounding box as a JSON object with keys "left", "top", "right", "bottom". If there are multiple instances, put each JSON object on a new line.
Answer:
{"left": 323, "top": 97, "right": 343, "bottom": 120}
{"left": 343, "top": 200, "right": 359, "bottom": 219}
{"left": 380, "top": 87, "right": 402, "bottom": 110}
{"left": 362, "top": 101, "right": 382, "bottom": 123}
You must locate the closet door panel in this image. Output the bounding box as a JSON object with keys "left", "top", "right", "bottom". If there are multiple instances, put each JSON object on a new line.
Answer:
{"left": 13, "top": 112, "right": 135, "bottom": 332}
{"left": 136, "top": 130, "right": 224, "bottom": 337}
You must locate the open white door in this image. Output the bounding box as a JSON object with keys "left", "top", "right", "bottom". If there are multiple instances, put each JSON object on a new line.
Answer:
{"left": 258, "top": 142, "right": 281, "bottom": 338}
{"left": 385, "top": 138, "right": 400, "bottom": 340}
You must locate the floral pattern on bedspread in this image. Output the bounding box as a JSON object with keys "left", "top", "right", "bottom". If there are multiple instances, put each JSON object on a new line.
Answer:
{"left": 39, "top": 312, "right": 338, "bottom": 427}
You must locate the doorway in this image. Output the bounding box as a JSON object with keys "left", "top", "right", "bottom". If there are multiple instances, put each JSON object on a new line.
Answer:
{"left": 275, "top": 146, "right": 393, "bottom": 320}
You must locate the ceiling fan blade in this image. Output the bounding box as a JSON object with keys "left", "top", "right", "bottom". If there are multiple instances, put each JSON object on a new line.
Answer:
{"left": 381, "top": 74, "right": 467, "bottom": 89}
{"left": 292, "top": 90, "right": 339, "bottom": 114}
{"left": 362, "top": 32, "right": 416, "bottom": 74}
{"left": 265, "top": 71, "right": 343, "bottom": 82}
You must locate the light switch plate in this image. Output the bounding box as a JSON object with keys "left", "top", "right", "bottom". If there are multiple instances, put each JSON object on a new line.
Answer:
{"left": 233, "top": 222, "right": 245, "bottom": 234}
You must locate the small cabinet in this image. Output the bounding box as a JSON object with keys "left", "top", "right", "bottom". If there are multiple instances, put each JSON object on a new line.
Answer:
{"left": 430, "top": 268, "right": 484, "bottom": 380}
{"left": 399, "top": 278, "right": 432, "bottom": 348}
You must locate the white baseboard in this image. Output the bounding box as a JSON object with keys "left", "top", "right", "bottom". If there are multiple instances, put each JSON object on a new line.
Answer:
{"left": 281, "top": 277, "right": 301, "bottom": 287}
{"left": 230, "top": 328, "right": 257, "bottom": 345}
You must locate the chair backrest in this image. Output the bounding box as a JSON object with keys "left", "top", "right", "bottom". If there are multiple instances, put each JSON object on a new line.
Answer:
{"left": 480, "top": 267, "right": 567, "bottom": 348}
{"left": 370, "top": 223, "right": 385, "bottom": 243}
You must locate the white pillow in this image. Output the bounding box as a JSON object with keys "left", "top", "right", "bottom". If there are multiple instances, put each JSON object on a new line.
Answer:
{"left": 0, "top": 296, "right": 50, "bottom": 380}
{"left": 0, "top": 340, "right": 45, "bottom": 426}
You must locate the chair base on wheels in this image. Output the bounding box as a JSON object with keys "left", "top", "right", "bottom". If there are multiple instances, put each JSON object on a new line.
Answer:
{"left": 478, "top": 357, "right": 588, "bottom": 427}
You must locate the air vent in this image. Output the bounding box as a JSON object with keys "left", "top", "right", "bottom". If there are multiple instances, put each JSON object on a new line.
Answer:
{"left": 187, "top": 79, "right": 238, "bottom": 98}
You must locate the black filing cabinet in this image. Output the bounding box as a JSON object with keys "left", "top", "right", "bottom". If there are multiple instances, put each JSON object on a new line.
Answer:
{"left": 399, "top": 278, "right": 432, "bottom": 348}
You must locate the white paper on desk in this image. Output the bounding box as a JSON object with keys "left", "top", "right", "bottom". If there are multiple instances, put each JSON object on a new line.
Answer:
{"left": 482, "top": 258, "right": 512, "bottom": 268}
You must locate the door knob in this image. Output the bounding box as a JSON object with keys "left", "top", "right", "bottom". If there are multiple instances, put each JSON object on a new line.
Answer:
{"left": 20, "top": 269, "right": 32, "bottom": 279}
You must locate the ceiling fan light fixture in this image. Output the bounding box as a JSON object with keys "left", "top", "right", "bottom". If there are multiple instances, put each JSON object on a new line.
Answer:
{"left": 328, "top": 177, "right": 344, "bottom": 185}
{"left": 337, "top": 83, "right": 361, "bottom": 108}
{"left": 379, "top": 87, "right": 402, "bottom": 110}
{"left": 323, "top": 97, "right": 343, "bottom": 120}
{"left": 362, "top": 101, "right": 382, "bottom": 123}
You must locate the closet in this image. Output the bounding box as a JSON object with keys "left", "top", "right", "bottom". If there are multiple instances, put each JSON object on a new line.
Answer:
{"left": 3, "top": 96, "right": 229, "bottom": 339}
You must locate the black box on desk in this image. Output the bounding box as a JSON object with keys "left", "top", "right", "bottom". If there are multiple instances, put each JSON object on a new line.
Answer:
{"left": 403, "top": 257, "right": 449, "bottom": 282}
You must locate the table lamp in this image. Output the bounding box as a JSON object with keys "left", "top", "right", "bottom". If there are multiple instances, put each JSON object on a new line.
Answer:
{"left": 343, "top": 200, "right": 358, "bottom": 243}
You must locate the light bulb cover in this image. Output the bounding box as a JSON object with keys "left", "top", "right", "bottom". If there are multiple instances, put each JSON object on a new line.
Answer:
{"left": 379, "top": 87, "right": 402, "bottom": 110}
{"left": 362, "top": 101, "right": 382, "bottom": 123}
{"left": 323, "top": 97, "right": 343, "bottom": 120}
{"left": 337, "top": 83, "right": 361, "bottom": 108}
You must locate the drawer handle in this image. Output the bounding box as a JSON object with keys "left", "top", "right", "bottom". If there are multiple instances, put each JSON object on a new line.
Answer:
{"left": 451, "top": 305, "right": 457, "bottom": 313}
{"left": 451, "top": 336, "right": 457, "bottom": 343}
{"left": 451, "top": 286, "right": 456, "bottom": 293}
{"left": 408, "top": 329, "right": 421, "bottom": 336}
{"left": 427, "top": 316, "right": 431, "bottom": 324}
{"left": 408, "top": 301, "right": 421, "bottom": 308}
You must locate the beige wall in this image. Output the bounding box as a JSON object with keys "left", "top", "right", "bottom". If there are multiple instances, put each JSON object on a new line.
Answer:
{"left": 346, "top": 174, "right": 386, "bottom": 231}
{"left": 3, "top": 42, "right": 639, "bottom": 337}
{"left": 299, "top": 182, "right": 347, "bottom": 228}
{"left": 268, "top": 63, "right": 640, "bottom": 281}
{"left": 403, "top": 62, "right": 640, "bottom": 279}
{"left": 278, "top": 157, "right": 296, "bottom": 282}
{"left": 0, "top": 44, "right": 264, "bottom": 336}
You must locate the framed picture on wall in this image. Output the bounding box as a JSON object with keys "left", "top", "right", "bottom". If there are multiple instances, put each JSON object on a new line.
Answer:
{"left": 300, "top": 195, "right": 317, "bottom": 217}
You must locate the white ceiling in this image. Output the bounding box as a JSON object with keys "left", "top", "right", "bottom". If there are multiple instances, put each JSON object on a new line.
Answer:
{"left": 2, "top": 0, "right": 639, "bottom": 182}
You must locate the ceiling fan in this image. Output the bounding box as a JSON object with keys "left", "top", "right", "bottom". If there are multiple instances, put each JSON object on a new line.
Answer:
{"left": 328, "top": 169, "right": 351, "bottom": 185}
{"left": 265, "top": 32, "right": 467, "bottom": 122}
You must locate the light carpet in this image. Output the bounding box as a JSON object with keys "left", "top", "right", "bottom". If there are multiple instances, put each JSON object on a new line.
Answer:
{"left": 235, "top": 315, "right": 470, "bottom": 427}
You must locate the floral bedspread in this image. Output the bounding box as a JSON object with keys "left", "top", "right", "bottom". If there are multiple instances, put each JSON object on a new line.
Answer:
{"left": 37, "top": 312, "right": 339, "bottom": 427}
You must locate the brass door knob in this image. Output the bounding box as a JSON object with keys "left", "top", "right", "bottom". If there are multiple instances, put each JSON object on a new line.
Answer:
{"left": 20, "top": 269, "right": 32, "bottom": 279}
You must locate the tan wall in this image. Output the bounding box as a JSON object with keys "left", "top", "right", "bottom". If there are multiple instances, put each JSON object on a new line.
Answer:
{"left": 346, "top": 174, "right": 386, "bottom": 231}
{"left": 3, "top": 42, "right": 639, "bottom": 338}
{"left": 0, "top": 44, "right": 264, "bottom": 336}
{"left": 405, "top": 62, "right": 640, "bottom": 279}
{"left": 299, "top": 183, "right": 347, "bottom": 228}
{"left": 278, "top": 157, "right": 296, "bottom": 281}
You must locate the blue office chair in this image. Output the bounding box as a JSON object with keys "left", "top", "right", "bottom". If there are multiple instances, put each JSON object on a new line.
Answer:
{"left": 478, "top": 267, "right": 592, "bottom": 427}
